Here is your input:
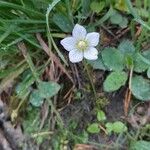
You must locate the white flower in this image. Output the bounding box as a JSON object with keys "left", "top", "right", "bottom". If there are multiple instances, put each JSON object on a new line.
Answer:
{"left": 60, "top": 24, "right": 100, "bottom": 63}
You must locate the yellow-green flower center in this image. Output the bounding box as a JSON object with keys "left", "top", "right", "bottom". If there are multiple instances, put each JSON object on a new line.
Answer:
{"left": 76, "top": 40, "right": 88, "bottom": 51}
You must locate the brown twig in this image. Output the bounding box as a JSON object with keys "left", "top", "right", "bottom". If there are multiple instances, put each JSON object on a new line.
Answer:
{"left": 124, "top": 66, "right": 133, "bottom": 116}
{"left": 102, "top": 27, "right": 130, "bottom": 48}
{"left": 36, "top": 33, "right": 74, "bottom": 84}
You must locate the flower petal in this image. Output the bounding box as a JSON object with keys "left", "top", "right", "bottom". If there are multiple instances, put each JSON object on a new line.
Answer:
{"left": 69, "top": 49, "right": 83, "bottom": 63}
{"left": 72, "top": 24, "right": 87, "bottom": 39}
{"left": 60, "top": 37, "right": 76, "bottom": 51}
{"left": 86, "top": 32, "right": 100, "bottom": 46}
{"left": 84, "top": 47, "right": 98, "bottom": 60}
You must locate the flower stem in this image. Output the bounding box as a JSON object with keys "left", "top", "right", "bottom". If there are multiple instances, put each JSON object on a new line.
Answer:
{"left": 83, "top": 60, "right": 97, "bottom": 100}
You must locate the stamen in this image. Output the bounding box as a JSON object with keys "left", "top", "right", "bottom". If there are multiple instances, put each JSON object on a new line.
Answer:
{"left": 77, "top": 40, "right": 88, "bottom": 51}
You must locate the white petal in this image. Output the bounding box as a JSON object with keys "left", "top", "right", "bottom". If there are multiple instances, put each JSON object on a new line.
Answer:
{"left": 86, "top": 32, "right": 100, "bottom": 46}
{"left": 72, "top": 24, "right": 87, "bottom": 39}
{"left": 84, "top": 47, "right": 98, "bottom": 60}
{"left": 60, "top": 37, "right": 76, "bottom": 51}
{"left": 69, "top": 49, "right": 83, "bottom": 63}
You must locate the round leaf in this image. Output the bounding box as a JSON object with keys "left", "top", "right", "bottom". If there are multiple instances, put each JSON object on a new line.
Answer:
{"left": 104, "top": 71, "right": 128, "bottom": 92}
{"left": 97, "top": 110, "right": 106, "bottom": 121}
{"left": 143, "top": 50, "right": 150, "bottom": 60}
{"left": 131, "top": 76, "right": 150, "bottom": 101}
{"left": 118, "top": 39, "right": 135, "bottom": 55}
{"left": 90, "top": 1, "right": 105, "bottom": 13}
{"left": 110, "top": 12, "right": 123, "bottom": 24}
{"left": 38, "top": 81, "right": 60, "bottom": 98}
{"left": 88, "top": 56, "right": 107, "bottom": 70}
{"left": 30, "top": 90, "right": 44, "bottom": 107}
{"left": 113, "top": 121, "right": 127, "bottom": 133}
{"left": 105, "top": 122, "right": 113, "bottom": 134}
{"left": 119, "top": 17, "right": 128, "bottom": 28}
{"left": 102, "top": 47, "right": 124, "bottom": 71}
{"left": 87, "top": 123, "right": 100, "bottom": 134}
{"left": 134, "top": 53, "right": 149, "bottom": 73}
{"left": 130, "top": 140, "right": 150, "bottom": 150}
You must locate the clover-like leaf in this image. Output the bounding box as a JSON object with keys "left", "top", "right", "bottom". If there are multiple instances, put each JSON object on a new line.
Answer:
{"left": 104, "top": 71, "right": 128, "bottom": 92}
{"left": 131, "top": 76, "right": 150, "bottom": 101}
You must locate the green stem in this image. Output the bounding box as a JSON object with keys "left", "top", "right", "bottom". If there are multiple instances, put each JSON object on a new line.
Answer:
{"left": 46, "top": 0, "right": 68, "bottom": 66}
{"left": 84, "top": 60, "right": 97, "bottom": 100}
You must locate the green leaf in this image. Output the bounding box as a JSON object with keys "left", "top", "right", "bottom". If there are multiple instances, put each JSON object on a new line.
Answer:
{"left": 52, "top": 13, "right": 73, "bottom": 32}
{"left": 16, "top": 72, "right": 35, "bottom": 100}
{"left": 90, "top": 1, "right": 105, "bottom": 13}
{"left": 119, "top": 17, "right": 128, "bottom": 28}
{"left": 130, "top": 140, "right": 150, "bottom": 150}
{"left": 104, "top": 71, "right": 128, "bottom": 92}
{"left": 110, "top": 11, "right": 123, "bottom": 24}
{"left": 131, "top": 76, "right": 150, "bottom": 101}
{"left": 115, "top": 0, "right": 128, "bottom": 12}
{"left": 87, "top": 123, "right": 100, "bottom": 133}
{"left": 82, "top": 0, "right": 91, "bottom": 16}
{"left": 118, "top": 39, "right": 135, "bottom": 55}
{"left": 38, "top": 81, "right": 60, "bottom": 98}
{"left": 23, "top": 106, "right": 40, "bottom": 134}
{"left": 134, "top": 53, "right": 149, "bottom": 73}
{"left": 125, "top": 0, "right": 150, "bottom": 31}
{"left": 30, "top": 90, "right": 44, "bottom": 107}
{"left": 142, "top": 50, "right": 150, "bottom": 65}
{"left": 137, "top": 8, "right": 149, "bottom": 18}
{"left": 112, "top": 121, "right": 127, "bottom": 133}
{"left": 125, "top": 55, "right": 134, "bottom": 69}
{"left": 105, "top": 122, "right": 113, "bottom": 134}
{"left": 147, "top": 67, "right": 150, "bottom": 78}
{"left": 102, "top": 47, "right": 124, "bottom": 71}
{"left": 88, "top": 56, "right": 106, "bottom": 70}
{"left": 97, "top": 110, "right": 106, "bottom": 121}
